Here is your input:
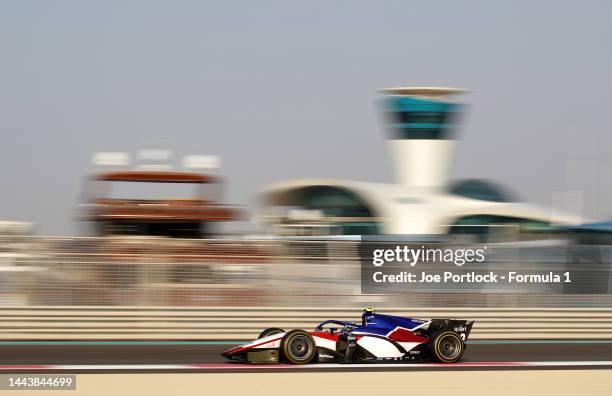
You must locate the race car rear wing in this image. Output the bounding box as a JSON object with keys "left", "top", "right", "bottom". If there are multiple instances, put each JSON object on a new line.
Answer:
{"left": 428, "top": 319, "right": 475, "bottom": 341}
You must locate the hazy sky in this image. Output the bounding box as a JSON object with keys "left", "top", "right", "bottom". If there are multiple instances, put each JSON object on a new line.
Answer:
{"left": 1, "top": 1, "right": 611, "bottom": 235}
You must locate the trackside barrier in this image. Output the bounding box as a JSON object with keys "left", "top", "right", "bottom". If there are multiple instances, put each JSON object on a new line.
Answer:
{"left": 0, "top": 307, "right": 611, "bottom": 340}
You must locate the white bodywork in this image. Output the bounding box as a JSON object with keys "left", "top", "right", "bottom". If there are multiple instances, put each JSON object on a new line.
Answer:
{"left": 356, "top": 336, "right": 405, "bottom": 358}
{"left": 242, "top": 332, "right": 415, "bottom": 359}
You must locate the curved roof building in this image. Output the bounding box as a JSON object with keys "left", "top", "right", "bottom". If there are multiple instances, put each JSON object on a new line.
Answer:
{"left": 260, "top": 87, "right": 581, "bottom": 239}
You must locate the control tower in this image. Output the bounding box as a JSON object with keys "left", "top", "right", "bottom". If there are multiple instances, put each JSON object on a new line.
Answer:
{"left": 381, "top": 87, "right": 465, "bottom": 189}
{"left": 260, "top": 86, "right": 580, "bottom": 237}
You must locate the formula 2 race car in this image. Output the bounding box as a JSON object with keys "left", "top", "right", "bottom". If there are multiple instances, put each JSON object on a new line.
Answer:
{"left": 222, "top": 308, "right": 474, "bottom": 364}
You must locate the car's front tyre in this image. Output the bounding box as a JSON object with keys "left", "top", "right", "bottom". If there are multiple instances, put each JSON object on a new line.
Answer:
{"left": 280, "top": 330, "right": 316, "bottom": 364}
{"left": 257, "top": 327, "right": 285, "bottom": 339}
{"left": 428, "top": 330, "right": 465, "bottom": 363}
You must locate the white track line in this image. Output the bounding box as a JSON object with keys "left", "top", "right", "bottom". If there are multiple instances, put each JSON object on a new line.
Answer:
{"left": 1, "top": 361, "right": 612, "bottom": 371}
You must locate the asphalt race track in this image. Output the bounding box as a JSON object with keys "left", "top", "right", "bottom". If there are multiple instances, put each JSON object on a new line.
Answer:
{"left": 0, "top": 341, "right": 611, "bottom": 372}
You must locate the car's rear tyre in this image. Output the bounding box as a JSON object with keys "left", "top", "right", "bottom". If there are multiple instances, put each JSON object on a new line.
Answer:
{"left": 428, "top": 330, "right": 465, "bottom": 363}
{"left": 280, "top": 330, "right": 316, "bottom": 364}
{"left": 258, "top": 327, "right": 285, "bottom": 339}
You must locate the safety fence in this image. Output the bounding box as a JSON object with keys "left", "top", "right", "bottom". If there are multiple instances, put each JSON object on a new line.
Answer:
{"left": 0, "top": 236, "right": 611, "bottom": 308}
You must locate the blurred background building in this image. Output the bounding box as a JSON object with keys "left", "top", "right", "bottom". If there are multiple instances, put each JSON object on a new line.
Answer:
{"left": 261, "top": 87, "right": 581, "bottom": 241}
{"left": 79, "top": 150, "right": 240, "bottom": 238}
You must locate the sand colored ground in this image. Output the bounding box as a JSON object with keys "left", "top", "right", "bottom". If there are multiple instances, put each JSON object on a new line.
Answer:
{"left": 5, "top": 369, "right": 612, "bottom": 396}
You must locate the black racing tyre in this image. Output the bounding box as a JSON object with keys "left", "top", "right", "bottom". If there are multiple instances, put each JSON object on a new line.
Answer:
{"left": 428, "top": 330, "right": 465, "bottom": 363}
{"left": 257, "top": 327, "right": 285, "bottom": 339}
{"left": 280, "top": 330, "right": 317, "bottom": 365}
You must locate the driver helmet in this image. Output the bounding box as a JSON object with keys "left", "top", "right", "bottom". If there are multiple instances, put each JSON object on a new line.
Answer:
{"left": 362, "top": 307, "right": 375, "bottom": 325}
